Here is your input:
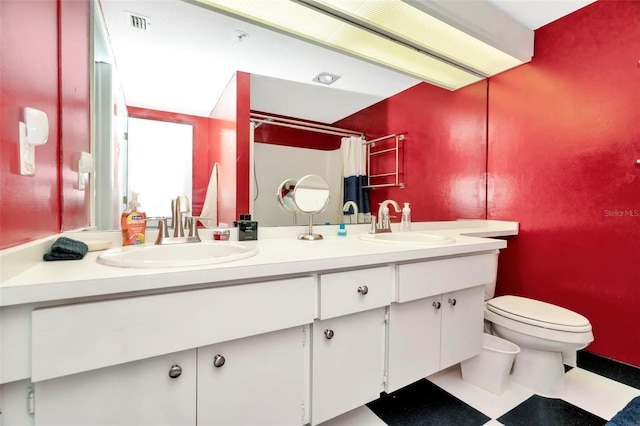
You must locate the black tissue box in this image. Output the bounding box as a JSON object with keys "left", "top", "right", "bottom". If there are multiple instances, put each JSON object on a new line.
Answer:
{"left": 235, "top": 214, "right": 258, "bottom": 241}
{"left": 238, "top": 221, "right": 258, "bottom": 241}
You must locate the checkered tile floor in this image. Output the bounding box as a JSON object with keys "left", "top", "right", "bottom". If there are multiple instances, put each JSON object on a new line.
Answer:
{"left": 320, "top": 351, "right": 640, "bottom": 426}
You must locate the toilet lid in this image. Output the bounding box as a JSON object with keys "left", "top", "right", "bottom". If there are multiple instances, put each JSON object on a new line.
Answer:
{"left": 487, "top": 295, "right": 591, "bottom": 332}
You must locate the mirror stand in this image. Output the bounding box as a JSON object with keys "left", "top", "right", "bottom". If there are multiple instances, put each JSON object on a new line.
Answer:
{"left": 298, "top": 215, "right": 323, "bottom": 240}
{"left": 277, "top": 174, "right": 330, "bottom": 241}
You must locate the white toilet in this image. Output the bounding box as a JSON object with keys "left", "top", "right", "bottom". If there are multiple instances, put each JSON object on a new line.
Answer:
{"left": 483, "top": 286, "right": 594, "bottom": 397}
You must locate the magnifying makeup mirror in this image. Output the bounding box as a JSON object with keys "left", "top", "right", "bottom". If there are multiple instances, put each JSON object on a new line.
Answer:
{"left": 276, "top": 174, "right": 330, "bottom": 240}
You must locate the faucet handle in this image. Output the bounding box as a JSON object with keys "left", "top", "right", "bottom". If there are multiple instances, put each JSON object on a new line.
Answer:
{"left": 185, "top": 216, "right": 216, "bottom": 240}
{"left": 185, "top": 217, "right": 200, "bottom": 240}
{"left": 369, "top": 215, "right": 377, "bottom": 234}
{"left": 146, "top": 217, "right": 170, "bottom": 244}
{"left": 145, "top": 217, "right": 169, "bottom": 233}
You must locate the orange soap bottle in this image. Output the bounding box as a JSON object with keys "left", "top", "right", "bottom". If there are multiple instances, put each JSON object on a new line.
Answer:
{"left": 121, "top": 192, "right": 146, "bottom": 246}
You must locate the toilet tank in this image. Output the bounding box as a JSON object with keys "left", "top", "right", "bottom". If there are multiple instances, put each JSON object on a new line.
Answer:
{"left": 484, "top": 250, "right": 500, "bottom": 301}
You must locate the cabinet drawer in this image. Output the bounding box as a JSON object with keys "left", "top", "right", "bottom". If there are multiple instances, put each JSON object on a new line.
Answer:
{"left": 318, "top": 266, "right": 393, "bottom": 319}
{"left": 32, "top": 277, "right": 315, "bottom": 382}
{"left": 397, "top": 252, "right": 498, "bottom": 303}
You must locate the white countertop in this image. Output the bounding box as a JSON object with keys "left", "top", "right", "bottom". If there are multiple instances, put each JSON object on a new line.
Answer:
{"left": 0, "top": 220, "right": 517, "bottom": 307}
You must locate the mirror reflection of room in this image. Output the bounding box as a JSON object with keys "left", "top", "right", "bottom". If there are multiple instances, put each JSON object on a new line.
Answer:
{"left": 93, "top": 0, "right": 489, "bottom": 231}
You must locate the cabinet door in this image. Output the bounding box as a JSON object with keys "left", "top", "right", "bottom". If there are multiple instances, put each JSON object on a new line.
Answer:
{"left": 386, "top": 296, "right": 441, "bottom": 393}
{"left": 440, "top": 285, "right": 484, "bottom": 369}
{"left": 311, "top": 308, "right": 386, "bottom": 426}
{"left": 34, "top": 349, "right": 196, "bottom": 426}
{"left": 197, "top": 326, "right": 308, "bottom": 426}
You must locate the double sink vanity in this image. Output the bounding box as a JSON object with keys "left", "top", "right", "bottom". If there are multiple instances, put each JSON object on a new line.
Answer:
{"left": 0, "top": 220, "right": 517, "bottom": 425}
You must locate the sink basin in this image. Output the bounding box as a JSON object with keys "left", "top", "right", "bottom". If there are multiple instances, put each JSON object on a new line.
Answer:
{"left": 97, "top": 242, "right": 259, "bottom": 268}
{"left": 359, "top": 232, "right": 455, "bottom": 246}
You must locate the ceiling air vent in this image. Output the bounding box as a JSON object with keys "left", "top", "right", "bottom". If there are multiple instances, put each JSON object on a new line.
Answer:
{"left": 126, "top": 12, "right": 151, "bottom": 32}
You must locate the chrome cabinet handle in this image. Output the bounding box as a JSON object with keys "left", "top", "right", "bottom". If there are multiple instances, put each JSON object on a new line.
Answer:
{"left": 357, "top": 285, "right": 369, "bottom": 295}
{"left": 168, "top": 364, "right": 182, "bottom": 379}
{"left": 432, "top": 301, "right": 441, "bottom": 309}
{"left": 213, "top": 354, "right": 226, "bottom": 368}
{"left": 324, "top": 329, "right": 335, "bottom": 339}
{"left": 448, "top": 298, "right": 457, "bottom": 306}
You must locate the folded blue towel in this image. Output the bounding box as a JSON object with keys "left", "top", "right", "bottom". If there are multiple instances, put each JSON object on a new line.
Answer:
{"left": 607, "top": 396, "right": 640, "bottom": 426}
{"left": 43, "top": 237, "right": 89, "bottom": 261}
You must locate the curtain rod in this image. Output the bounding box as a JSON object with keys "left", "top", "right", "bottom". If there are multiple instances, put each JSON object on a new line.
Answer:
{"left": 250, "top": 113, "right": 364, "bottom": 138}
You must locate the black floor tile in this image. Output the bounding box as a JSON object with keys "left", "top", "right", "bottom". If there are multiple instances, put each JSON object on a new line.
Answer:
{"left": 498, "top": 395, "right": 607, "bottom": 426}
{"left": 577, "top": 351, "right": 640, "bottom": 390}
{"left": 367, "top": 379, "right": 490, "bottom": 426}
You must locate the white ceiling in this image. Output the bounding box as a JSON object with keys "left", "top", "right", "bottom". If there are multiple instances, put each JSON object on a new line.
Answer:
{"left": 98, "top": 0, "right": 595, "bottom": 124}
{"left": 486, "top": 0, "right": 595, "bottom": 30}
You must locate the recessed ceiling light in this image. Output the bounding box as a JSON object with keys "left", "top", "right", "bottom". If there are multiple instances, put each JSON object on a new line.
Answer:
{"left": 313, "top": 72, "right": 341, "bottom": 85}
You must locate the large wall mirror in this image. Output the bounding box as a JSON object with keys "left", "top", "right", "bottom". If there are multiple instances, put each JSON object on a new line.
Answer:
{"left": 92, "top": 0, "right": 488, "bottom": 229}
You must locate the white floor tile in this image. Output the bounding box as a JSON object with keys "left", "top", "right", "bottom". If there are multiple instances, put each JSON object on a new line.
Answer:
{"left": 318, "top": 405, "right": 386, "bottom": 426}
{"left": 482, "top": 420, "right": 506, "bottom": 426}
{"left": 427, "top": 364, "right": 534, "bottom": 420}
{"left": 563, "top": 367, "right": 640, "bottom": 421}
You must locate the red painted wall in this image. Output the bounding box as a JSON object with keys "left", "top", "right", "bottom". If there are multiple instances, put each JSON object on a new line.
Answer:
{"left": 336, "top": 81, "right": 488, "bottom": 221}
{"left": 210, "top": 72, "right": 251, "bottom": 225}
{"left": 127, "top": 107, "right": 215, "bottom": 217}
{"left": 1, "top": 0, "right": 90, "bottom": 249}
{"left": 488, "top": 0, "right": 640, "bottom": 366}
{"left": 1, "top": 0, "right": 62, "bottom": 249}
{"left": 235, "top": 72, "right": 251, "bottom": 220}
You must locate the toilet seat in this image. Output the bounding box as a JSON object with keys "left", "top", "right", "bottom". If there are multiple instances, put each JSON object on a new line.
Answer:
{"left": 487, "top": 295, "right": 592, "bottom": 333}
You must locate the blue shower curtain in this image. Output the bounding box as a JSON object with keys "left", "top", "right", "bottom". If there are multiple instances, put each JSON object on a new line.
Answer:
{"left": 341, "top": 136, "right": 370, "bottom": 216}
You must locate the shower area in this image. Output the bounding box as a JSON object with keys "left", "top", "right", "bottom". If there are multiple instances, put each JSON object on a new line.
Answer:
{"left": 250, "top": 113, "right": 369, "bottom": 227}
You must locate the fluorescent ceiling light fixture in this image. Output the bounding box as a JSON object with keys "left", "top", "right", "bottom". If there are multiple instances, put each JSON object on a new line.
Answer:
{"left": 301, "top": 0, "right": 526, "bottom": 76}
{"left": 313, "top": 72, "right": 341, "bottom": 85}
{"left": 189, "top": 0, "right": 486, "bottom": 90}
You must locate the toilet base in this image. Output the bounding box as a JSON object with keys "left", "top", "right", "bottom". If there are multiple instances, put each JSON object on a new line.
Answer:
{"left": 511, "top": 346, "right": 566, "bottom": 397}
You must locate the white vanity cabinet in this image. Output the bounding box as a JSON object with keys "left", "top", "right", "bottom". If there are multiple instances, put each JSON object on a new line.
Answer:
{"left": 28, "top": 276, "right": 316, "bottom": 426}
{"left": 34, "top": 349, "right": 198, "bottom": 425}
{"left": 386, "top": 253, "right": 497, "bottom": 393}
{"left": 312, "top": 308, "right": 386, "bottom": 425}
{"left": 33, "top": 327, "right": 308, "bottom": 426}
{"left": 0, "top": 232, "right": 509, "bottom": 425}
{"left": 311, "top": 267, "right": 392, "bottom": 425}
{"left": 197, "top": 326, "right": 308, "bottom": 426}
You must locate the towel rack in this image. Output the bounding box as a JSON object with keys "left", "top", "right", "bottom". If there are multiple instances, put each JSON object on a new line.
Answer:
{"left": 363, "top": 133, "right": 405, "bottom": 189}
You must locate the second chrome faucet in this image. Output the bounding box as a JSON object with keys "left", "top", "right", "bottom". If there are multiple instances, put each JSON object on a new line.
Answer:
{"left": 370, "top": 199, "right": 401, "bottom": 233}
{"left": 342, "top": 201, "right": 359, "bottom": 224}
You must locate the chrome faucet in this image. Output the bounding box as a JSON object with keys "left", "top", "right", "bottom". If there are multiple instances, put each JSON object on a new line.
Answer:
{"left": 369, "top": 199, "right": 400, "bottom": 233}
{"left": 152, "top": 195, "right": 212, "bottom": 245}
{"left": 342, "top": 201, "right": 359, "bottom": 224}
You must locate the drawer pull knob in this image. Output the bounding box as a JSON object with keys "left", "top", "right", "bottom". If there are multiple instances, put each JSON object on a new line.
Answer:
{"left": 448, "top": 298, "right": 457, "bottom": 306}
{"left": 324, "top": 329, "right": 335, "bottom": 339}
{"left": 213, "top": 354, "right": 226, "bottom": 368}
{"left": 432, "top": 301, "right": 441, "bottom": 309}
{"left": 168, "top": 364, "right": 182, "bottom": 379}
{"left": 357, "top": 286, "right": 369, "bottom": 295}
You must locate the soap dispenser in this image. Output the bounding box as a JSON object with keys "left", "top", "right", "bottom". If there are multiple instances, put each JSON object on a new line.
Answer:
{"left": 400, "top": 202, "right": 412, "bottom": 232}
{"left": 121, "top": 192, "right": 147, "bottom": 245}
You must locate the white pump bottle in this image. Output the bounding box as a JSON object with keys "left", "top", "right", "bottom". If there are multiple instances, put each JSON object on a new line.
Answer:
{"left": 400, "top": 202, "right": 412, "bottom": 232}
